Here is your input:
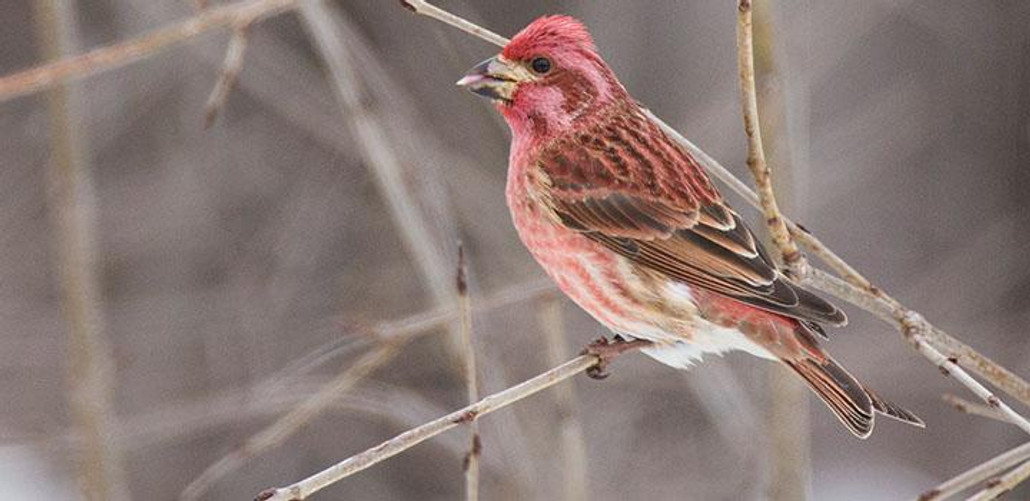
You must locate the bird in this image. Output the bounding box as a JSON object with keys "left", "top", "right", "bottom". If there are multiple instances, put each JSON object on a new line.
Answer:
{"left": 456, "top": 15, "right": 922, "bottom": 438}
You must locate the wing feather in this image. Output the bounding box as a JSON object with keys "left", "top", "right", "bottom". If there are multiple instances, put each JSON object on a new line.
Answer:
{"left": 535, "top": 105, "right": 846, "bottom": 326}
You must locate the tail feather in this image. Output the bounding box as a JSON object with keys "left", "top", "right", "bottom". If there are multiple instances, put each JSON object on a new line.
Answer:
{"left": 785, "top": 357, "right": 923, "bottom": 439}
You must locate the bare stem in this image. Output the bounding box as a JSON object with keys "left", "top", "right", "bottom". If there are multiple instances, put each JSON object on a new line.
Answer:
{"left": 34, "top": 0, "right": 129, "bottom": 499}
{"left": 456, "top": 245, "right": 480, "bottom": 501}
{"left": 256, "top": 352, "right": 639, "bottom": 501}
{"left": 735, "top": 0, "right": 807, "bottom": 278}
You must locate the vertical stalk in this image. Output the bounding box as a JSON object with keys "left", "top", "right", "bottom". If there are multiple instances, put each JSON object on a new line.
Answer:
{"left": 34, "top": 0, "right": 128, "bottom": 499}
{"left": 746, "top": 1, "right": 811, "bottom": 499}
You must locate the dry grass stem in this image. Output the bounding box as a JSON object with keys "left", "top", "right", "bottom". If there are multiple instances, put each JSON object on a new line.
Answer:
{"left": 256, "top": 352, "right": 638, "bottom": 501}
{"left": 538, "top": 298, "right": 588, "bottom": 501}
{"left": 735, "top": 0, "right": 808, "bottom": 278}
{"left": 918, "top": 442, "right": 1030, "bottom": 501}
{"left": 203, "top": 22, "right": 251, "bottom": 127}
{"left": 34, "top": 0, "right": 130, "bottom": 498}
{"left": 181, "top": 342, "right": 402, "bottom": 501}
{"left": 0, "top": 0, "right": 299, "bottom": 103}
{"left": 456, "top": 245, "right": 481, "bottom": 501}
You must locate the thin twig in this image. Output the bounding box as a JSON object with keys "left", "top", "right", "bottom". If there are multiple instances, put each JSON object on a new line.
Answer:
{"left": 203, "top": 22, "right": 251, "bottom": 127}
{"left": 256, "top": 352, "right": 642, "bottom": 501}
{"left": 943, "top": 394, "right": 1009, "bottom": 425}
{"left": 456, "top": 244, "right": 480, "bottom": 501}
{"left": 0, "top": 0, "right": 298, "bottom": 103}
{"left": 399, "top": 0, "right": 508, "bottom": 47}
{"left": 34, "top": 0, "right": 130, "bottom": 499}
{"left": 180, "top": 342, "right": 402, "bottom": 501}
{"left": 918, "top": 442, "right": 1030, "bottom": 501}
{"left": 538, "top": 297, "right": 588, "bottom": 501}
{"left": 966, "top": 459, "right": 1030, "bottom": 501}
{"left": 735, "top": 0, "right": 807, "bottom": 278}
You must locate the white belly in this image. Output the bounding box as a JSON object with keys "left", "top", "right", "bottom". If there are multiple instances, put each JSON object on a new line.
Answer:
{"left": 634, "top": 282, "right": 777, "bottom": 369}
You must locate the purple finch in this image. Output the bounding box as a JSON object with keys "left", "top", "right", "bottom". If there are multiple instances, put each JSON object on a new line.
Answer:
{"left": 458, "top": 15, "right": 922, "bottom": 438}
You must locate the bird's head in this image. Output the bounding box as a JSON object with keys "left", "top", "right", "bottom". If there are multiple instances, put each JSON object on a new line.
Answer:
{"left": 457, "top": 16, "right": 627, "bottom": 140}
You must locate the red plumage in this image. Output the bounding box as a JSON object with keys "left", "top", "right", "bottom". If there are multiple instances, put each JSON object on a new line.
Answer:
{"left": 459, "top": 15, "right": 922, "bottom": 438}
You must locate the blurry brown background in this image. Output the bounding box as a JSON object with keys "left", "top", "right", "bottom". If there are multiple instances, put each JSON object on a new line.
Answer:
{"left": 2, "top": 0, "right": 1030, "bottom": 499}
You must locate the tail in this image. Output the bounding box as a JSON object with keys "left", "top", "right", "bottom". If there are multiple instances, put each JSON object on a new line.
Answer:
{"left": 784, "top": 356, "right": 924, "bottom": 439}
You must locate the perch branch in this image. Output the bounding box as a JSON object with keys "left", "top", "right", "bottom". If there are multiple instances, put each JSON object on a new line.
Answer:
{"left": 256, "top": 351, "right": 642, "bottom": 501}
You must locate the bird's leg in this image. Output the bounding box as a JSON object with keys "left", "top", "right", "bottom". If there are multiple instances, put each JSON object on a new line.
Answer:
{"left": 580, "top": 336, "right": 651, "bottom": 380}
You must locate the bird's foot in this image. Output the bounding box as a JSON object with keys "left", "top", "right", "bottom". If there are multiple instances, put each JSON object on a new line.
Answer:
{"left": 580, "top": 337, "right": 651, "bottom": 380}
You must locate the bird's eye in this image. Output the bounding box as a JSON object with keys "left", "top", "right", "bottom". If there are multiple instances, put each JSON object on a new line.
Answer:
{"left": 530, "top": 57, "right": 552, "bottom": 74}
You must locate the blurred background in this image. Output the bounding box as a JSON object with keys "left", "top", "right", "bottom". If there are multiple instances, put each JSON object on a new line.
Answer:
{"left": 2, "top": 0, "right": 1030, "bottom": 499}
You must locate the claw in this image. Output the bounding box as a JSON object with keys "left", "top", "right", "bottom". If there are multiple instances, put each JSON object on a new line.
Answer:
{"left": 579, "top": 336, "right": 650, "bottom": 380}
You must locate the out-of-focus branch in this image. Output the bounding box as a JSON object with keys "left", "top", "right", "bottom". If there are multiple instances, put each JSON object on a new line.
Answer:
{"left": 918, "top": 442, "right": 1030, "bottom": 501}
{"left": 456, "top": 245, "right": 481, "bottom": 501}
{"left": 538, "top": 297, "right": 588, "bottom": 501}
{"left": 735, "top": 0, "right": 807, "bottom": 278}
{"left": 203, "top": 22, "right": 251, "bottom": 127}
{"left": 1, "top": 0, "right": 299, "bottom": 103}
{"left": 181, "top": 277, "right": 553, "bottom": 499}
{"left": 256, "top": 349, "right": 645, "bottom": 501}
{"left": 34, "top": 0, "right": 129, "bottom": 499}
{"left": 180, "top": 342, "right": 401, "bottom": 501}
{"left": 299, "top": 0, "right": 464, "bottom": 356}
{"left": 180, "top": 272, "right": 540, "bottom": 498}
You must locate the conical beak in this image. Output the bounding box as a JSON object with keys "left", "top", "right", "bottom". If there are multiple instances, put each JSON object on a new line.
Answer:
{"left": 457, "top": 56, "right": 521, "bottom": 103}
